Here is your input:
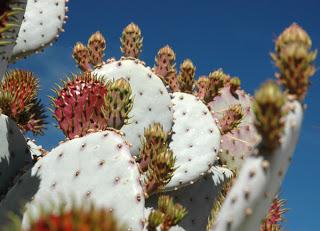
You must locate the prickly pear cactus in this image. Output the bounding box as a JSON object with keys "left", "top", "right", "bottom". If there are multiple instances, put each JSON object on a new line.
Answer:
{"left": 0, "top": 130, "right": 145, "bottom": 231}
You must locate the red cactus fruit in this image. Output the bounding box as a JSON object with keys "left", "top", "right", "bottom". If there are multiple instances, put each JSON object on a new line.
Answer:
{"left": 52, "top": 73, "right": 109, "bottom": 139}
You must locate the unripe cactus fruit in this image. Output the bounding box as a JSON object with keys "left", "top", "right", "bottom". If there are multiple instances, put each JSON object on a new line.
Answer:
{"left": 253, "top": 81, "right": 287, "bottom": 152}
{"left": 72, "top": 42, "right": 91, "bottom": 72}
{"left": 177, "top": 59, "right": 196, "bottom": 94}
{"left": 88, "top": 31, "right": 106, "bottom": 66}
{"left": 120, "top": 23, "right": 143, "bottom": 59}
{"left": 154, "top": 45, "right": 179, "bottom": 92}
{"left": 102, "top": 78, "right": 134, "bottom": 130}
{"left": 270, "top": 23, "right": 317, "bottom": 100}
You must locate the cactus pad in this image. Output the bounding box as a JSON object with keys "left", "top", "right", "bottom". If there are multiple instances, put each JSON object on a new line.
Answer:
{"left": 11, "top": 0, "right": 68, "bottom": 60}
{"left": 93, "top": 59, "right": 173, "bottom": 155}
{"left": 0, "top": 130, "right": 145, "bottom": 231}
{"left": 0, "top": 114, "right": 32, "bottom": 195}
{"left": 208, "top": 86, "right": 260, "bottom": 173}
{"left": 165, "top": 92, "right": 220, "bottom": 190}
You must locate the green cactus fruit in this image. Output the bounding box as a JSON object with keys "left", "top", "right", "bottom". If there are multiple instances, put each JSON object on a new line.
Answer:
{"left": 102, "top": 78, "right": 134, "bottom": 129}
{"left": 139, "top": 123, "right": 169, "bottom": 172}
{"left": 253, "top": 81, "right": 287, "bottom": 152}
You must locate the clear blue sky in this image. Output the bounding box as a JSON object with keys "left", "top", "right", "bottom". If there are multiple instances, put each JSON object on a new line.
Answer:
{"left": 12, "top": 0, "right": 320, "bottom": 230}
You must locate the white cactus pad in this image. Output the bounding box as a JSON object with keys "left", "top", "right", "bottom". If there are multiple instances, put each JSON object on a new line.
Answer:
{"left": 0, "top": 130, "right": 145, "bottom": 231}
{"left": 11, "top": 0, "right": 68, "bottom": 60}
{"left": 212, "top": 101, "right": 303, "bottom": 231}
{"left": 0, "top": 0, "right": 26, "bottom": 78}
{"left": 0, "top": 114, "right": 31, "bottom": 195}
{"left": 93, "top": 58, "right": 173, "bottom": 155}
{"left": 165, "top": 92, "right": 221, "bottom": 190}
{"left": 147, "top": 167, "right": 232, "bottom": 231}
{"left": 208, "top": 87, "right": 260, "bottom": 173}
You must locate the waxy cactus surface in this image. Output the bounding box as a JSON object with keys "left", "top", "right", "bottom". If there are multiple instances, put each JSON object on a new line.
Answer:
{"left": 0, "top": 3, "right": 317, "bottom": 230}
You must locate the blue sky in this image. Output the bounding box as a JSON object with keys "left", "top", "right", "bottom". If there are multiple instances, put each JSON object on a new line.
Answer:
{"left": 12, "top": 0, "right": 320, "bottom": 230}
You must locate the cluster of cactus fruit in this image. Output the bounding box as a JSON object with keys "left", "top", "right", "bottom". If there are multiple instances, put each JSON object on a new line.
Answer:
{"left": 0, "top": 1, "right": 317, "bottom": 230}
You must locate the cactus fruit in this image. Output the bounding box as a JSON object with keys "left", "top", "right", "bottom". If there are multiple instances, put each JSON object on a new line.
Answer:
{"left": 146, "top": 195, "right": 187, "bottom": 231}
{"left": 11, "top": 0, "right": 68, "bottom": 61}
{"left": 0, "top": 130, "right": 145, "bottom": 230}
{"left": 154, "top": 45, "right": 179, "bottom": 92}
{"left": 93, "top": 59, "right": 173, "bottom": 155}
{"left": 208, "top": 82, "right": 260, "bottom": 173}
{"left": 0, "top": 114, "right": 32, "bottom": 196}
{"left": 0, "top": 70, "right": 46, "bottom": 134}
{"left": 253, "top": 81, "right": 287, "bottom": 152}
{"left": 102, "top": 78, "right": 134, "bottom": 130}
{"left": 0, "top": 0, "right": 26, "bottom": 79}
{"left": 177, "top": 59, "right": 196, "bottom": 94}
{"left": 271, "top": 23, "right": 317, "bottom": 101}
{"left": 165, "top": 92, "right": 221, "bottom": 190}
{"left": 120, "top": 23, "right": 143, "bottom": 59}
{"left": 195, "top": 76, "right": 210, "bottom": 101}
{"left": 147, "top": 167, "right": 233, "bottom": 231}
{"left": 88, "top": 31, "right": 106, "bottom": 66}
{"left": 72, "top": 42, "right": 91, "bottom": 72}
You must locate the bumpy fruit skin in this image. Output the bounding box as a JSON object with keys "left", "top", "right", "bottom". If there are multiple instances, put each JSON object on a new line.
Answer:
{"left": 177, "top": 59, "right": 195, "bottom": 94}
{"left": 139, "top": 123, "right": 168, "bottom": 172}
{"left": 0, "top": 70, "right": 46, "bottom": 134}
{"left": 271, "top": 23, "right": 317, "bottom": 101}
{"left": 253, "top": 81, "right": 287, "bottom": 152}
{"left": 102, "top": 78, "right": 134, "bottom": 130}
{"left": 120, "top": 23, "right": 143, "bottom": 58}
{"left": 154, "top": 45, "right": 179, "bottom": 92}
{"left": 88, "top": 31, "right": 106, "bottom": 66}
{"left": 72, "top": 42, "right": 91, "bottom": 72}
{"left": 52, "top": 73, "right": 108, "bottom": 139}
